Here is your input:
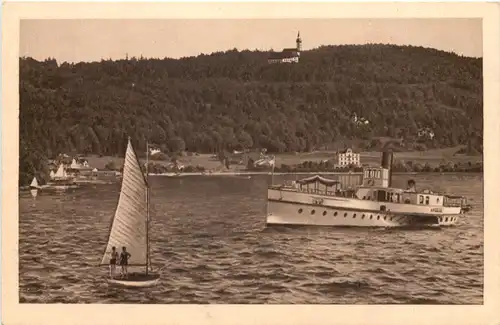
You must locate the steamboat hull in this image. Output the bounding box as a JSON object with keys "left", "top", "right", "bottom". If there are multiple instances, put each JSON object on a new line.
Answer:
{"left": 267, "top": 200, "right": 461, "bottom": 227}
{"left": 266, "top": 189, "right": 463, "bottom": 228}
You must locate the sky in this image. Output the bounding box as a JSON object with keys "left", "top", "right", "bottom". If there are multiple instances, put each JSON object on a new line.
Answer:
{"left": 20, "top": 19, "right": 482, "bottom": 63}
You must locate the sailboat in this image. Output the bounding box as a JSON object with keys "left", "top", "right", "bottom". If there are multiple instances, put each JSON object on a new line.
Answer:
{"left": 30, "top": 176, "right": 41, "bottom": 189}
{"left": 30, "top": 176, "right": 41, "bottom": 198}
{"left": 99, "top": 137, "right": 160, "bottom": 287}
{"left": 54, "top": 163, "right": 69, "bottom": 179}
{"left": 46, "top": 163, "right": 78, "bottom": 190}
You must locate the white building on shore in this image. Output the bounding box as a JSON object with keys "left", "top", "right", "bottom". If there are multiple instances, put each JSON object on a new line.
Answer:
{"left": 149, "top": 147, "right": 161, "bottom": 156}
{"left": 335, "top": 148, "right": 361, "bottom": 168}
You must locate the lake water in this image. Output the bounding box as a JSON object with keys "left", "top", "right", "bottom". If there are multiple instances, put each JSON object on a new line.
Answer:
{"left": 19, "top": 173, "right": 483, "bottom": 304}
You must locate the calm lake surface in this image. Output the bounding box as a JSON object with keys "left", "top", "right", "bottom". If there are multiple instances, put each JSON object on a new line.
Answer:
{"left": 19, "top": 173, "right": 483, "bottom": 304}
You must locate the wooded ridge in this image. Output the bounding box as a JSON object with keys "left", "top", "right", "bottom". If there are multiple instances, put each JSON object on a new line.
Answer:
{"left": 19, "top": 44, "right": 483, "bottom": 185}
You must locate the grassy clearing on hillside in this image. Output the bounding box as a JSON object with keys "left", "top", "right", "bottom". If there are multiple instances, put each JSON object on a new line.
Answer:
{"left": 85, "top": 147, "right": 482, "bottom": 171}
{"left": 273, "top": 147, "right": 482, "bottom": 167}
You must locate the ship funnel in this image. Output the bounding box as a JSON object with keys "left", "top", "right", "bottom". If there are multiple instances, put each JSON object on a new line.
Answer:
{"left": 381, "top": 151, "right": 393, "bottom": 187}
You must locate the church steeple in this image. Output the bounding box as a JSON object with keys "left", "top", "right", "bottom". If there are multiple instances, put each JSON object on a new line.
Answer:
{"left": 296, "top": 31, "right": 302, "bottom": 52}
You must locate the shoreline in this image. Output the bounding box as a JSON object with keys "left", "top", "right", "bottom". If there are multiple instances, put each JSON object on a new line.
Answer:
{"left": 19, "top": 171, "right": 482, "bottom": 190}
{"left": 84, "top": 148, "right": 483, "bottom": 171}
{"left": 148, "top": 171, "right": 482, "bottom": 177}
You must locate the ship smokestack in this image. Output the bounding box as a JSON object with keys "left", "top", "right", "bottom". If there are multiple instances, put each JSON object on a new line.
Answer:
{"left": 381, "top": 151, "right": 394, "bottom": 187}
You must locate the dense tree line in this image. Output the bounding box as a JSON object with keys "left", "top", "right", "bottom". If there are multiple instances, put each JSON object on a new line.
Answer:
{"left": 19, "top": 44, "right": 483, "bottom": 185}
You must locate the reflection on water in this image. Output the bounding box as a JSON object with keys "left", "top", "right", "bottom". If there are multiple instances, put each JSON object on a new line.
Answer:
{"left": 19, "top": 174, "right": 483, "bottom": 304}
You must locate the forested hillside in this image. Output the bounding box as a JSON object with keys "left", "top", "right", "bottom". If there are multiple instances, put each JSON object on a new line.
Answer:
{"left": 19, "top": 44, "right": 483, "bottom": 184}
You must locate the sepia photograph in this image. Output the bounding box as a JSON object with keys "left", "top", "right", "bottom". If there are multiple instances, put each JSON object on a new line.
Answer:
{"left": 2, "top": 2, "right": 500, "bottom": 325}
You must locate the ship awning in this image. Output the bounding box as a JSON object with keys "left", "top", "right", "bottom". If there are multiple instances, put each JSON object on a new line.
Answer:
{"left": 445, "top": 195, "right": 465, "bottom": 199}
{"left": 296, "top": 175, "right": 340, "bottom": 186}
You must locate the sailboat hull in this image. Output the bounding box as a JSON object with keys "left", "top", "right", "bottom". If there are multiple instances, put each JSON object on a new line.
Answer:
{"left": 30, "top": 189, "right": 38, "bottom": 198}
{"left": 107, "top": 273, "right": 160, "bottom": 287}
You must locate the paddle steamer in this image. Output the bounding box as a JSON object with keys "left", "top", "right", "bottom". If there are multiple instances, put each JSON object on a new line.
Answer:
{"left": 266, "top": 152, "right": 471, "bottom": 227}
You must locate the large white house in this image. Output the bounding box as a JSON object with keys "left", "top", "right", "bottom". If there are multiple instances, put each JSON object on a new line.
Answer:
{"left": 336, "top": 148, "right": 361, "bottom": 167}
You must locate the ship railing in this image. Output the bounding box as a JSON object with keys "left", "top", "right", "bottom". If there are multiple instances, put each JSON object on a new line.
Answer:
{"left": 443, "top": 195, "right": 469, "bottom": 208}
{"left": 268, "top": 185, "right": 356, "bottom": 198}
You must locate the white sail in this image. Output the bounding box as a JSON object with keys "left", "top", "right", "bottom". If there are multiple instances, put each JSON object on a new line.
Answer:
{"left": 30, "top": 177, "right": 39, "bottom": 188}
{"left": 49, "top": 170, "right": 55, "bottom": 179}
{"left": 54, "top": 164, "right": 66, "bottom": 178}
{"left": 70, "top": 159, "right": 80, "bottom": 169}
{"left": 100, "top": 139, "right": 149, "bottom": 266}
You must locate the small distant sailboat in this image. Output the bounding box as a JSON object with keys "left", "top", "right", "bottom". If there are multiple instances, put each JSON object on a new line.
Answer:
{"left": 30, "top": 176, "right": 41, "bottom": 189}
{"left": 49, "top": 170, "right": 55, "bottom": 179}
{"left": 54, "top": 163, "right": 68, "bottom": 179}
{"left": 99, "top": 137, "right": 160, "bottom": 287}
{"left": 30, "top": 176, "right": 41, "bottom": 198}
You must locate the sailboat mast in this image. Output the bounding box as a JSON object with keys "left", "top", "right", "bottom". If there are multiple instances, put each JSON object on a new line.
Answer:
{"left": 145, "top": 141, "right": 150, "bottom": 275}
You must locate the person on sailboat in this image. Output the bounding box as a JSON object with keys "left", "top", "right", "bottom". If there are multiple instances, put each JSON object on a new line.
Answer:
{"left": 119, "top": 246, "right": 131, "bottom": 278}
{"left": 109, "top": 246, "right": 118, "bottom": 278}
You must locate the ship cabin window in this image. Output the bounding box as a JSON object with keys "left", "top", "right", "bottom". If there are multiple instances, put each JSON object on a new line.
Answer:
{"left": 425, "top": 196, "right": 430, "bottom": 205}
{"left": 419, "top": 195, "right": 424, "bottom": 204}
{"left": 377, "top": 190, "right": 387, "bottom": 202}
{"left": 365, "top": 169, "right": 382, "bottom": 180}
{"left": 382, "top": 191, "right": 400, "bottom": 203}
{"left": 388, "top": 192, "right": 399, "bottom": 203}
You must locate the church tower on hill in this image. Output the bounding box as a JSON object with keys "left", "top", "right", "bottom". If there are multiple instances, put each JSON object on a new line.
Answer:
{"left": 268, "top": 31, "right": 302, "bottom": 64}
{"left": 296, "top": 31, "right": 302, "bottom": 52}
